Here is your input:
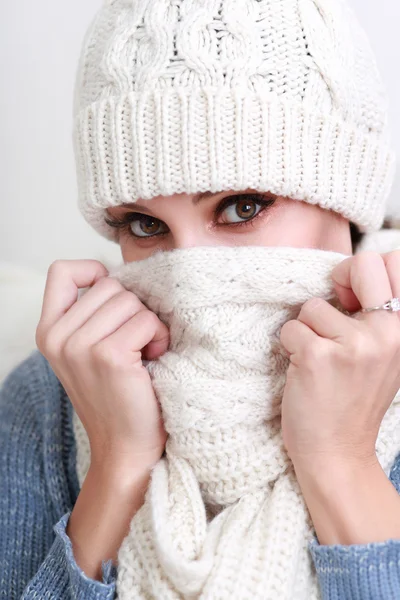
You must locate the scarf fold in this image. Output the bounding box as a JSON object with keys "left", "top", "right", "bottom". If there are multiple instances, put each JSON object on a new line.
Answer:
{"left": 72, "top": 244, "right": 400, "bottom": 599}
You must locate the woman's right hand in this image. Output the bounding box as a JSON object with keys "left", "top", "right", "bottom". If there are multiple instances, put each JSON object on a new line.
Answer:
{"left": 35, "top": 259, "right": 169, "bottom": 471}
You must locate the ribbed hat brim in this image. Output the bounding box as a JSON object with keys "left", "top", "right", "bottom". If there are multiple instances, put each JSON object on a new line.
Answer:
{"left": 73, "top": 86, "right": 396, "bottom": 242}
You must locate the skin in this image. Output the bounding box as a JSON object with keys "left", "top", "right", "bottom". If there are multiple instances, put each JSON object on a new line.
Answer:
{"left": 281, "top": 251, "right": 400, "bottom": 544}
{"left": 36, "top": 189, "right": 400, "bottom": 581}
{"left": 105, "top": 189, "right": 353, "bottom": 259}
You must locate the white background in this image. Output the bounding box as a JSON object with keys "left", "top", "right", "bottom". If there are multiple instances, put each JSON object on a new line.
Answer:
{"left": 1, "top": 0, "right": 400, "bottom": 274}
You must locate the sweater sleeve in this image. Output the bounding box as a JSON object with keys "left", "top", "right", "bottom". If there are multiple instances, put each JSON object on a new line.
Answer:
{"left": 0, "top": 353, "right": 117, "bottom": 599}
{"left": 21, "top": 511, "right": 117, "bottom": 599}
{"left": 308, "top": 451, "right": 400, "bottom": 600}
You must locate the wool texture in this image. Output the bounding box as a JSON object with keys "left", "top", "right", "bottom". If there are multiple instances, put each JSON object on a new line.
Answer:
{"left": 72, "top": 244, "right": 400, "bottom": 599}
{"left": 72, "top": 0, "right": 396, "bottom": 242}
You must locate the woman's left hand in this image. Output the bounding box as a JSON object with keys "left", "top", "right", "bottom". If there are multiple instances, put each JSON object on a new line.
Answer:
{"left": 279, "top": 250, "right": 400, "bottom": 470}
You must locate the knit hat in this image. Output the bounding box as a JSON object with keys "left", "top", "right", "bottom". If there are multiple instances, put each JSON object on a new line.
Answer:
{"left": 72, "top": 0, "right": 396, "bottom": 243}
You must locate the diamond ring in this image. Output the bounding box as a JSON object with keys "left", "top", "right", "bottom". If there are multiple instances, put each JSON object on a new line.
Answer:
{"left": 361, "top": 298, "right": 400, "bottom": 313}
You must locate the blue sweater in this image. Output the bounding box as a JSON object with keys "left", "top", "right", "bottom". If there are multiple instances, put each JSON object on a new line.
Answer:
{"left": 1, "top": 349, "right": 400, "bottom": 599}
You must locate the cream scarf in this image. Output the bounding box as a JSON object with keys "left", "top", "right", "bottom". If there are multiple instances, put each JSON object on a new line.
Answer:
{"left": 72, "top": 244, "right": 400, "bottom": 599}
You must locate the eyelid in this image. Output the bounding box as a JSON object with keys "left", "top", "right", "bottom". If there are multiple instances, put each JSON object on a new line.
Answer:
{"left": 104, "top": 210, "right": 163, "bottom": 229}
{"left": 106, "top": 193, "right": 273, "bottom": 221}
{"left": 214, "top": 193, "right": 274, "bottom": 217}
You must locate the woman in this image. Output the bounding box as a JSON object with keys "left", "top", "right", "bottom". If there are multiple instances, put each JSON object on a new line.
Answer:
{"left": 1, "top": 0, "right": 400, "bottom": 598}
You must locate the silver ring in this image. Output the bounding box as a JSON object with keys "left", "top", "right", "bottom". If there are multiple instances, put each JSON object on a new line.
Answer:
{"left": 361, "top": 298, "right": 400, "bottom": 313}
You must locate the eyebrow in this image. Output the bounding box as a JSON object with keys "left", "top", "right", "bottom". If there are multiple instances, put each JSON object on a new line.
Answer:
{"left": 114, "top": 190, "right": 217, "bottom": 212}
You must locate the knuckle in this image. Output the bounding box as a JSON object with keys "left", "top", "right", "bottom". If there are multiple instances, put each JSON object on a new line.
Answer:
{"left": 140, "top": 308, "right": 159, "bottom": 325}
{"left": 46, "top": 259, "right": 66, "bottom": 276}
{"left": 347, "top": 332, "right": 364, "bottom": 356}
{"left": 95, "top": 275, "right": 124, "bottom": 295}
{"left": 302, "top": 340, "right": 328, "bottom": 365}
{"left": 115, "top": 289, "right": 142, "bottom": 312}
{"left": 280, "top": 319, "right": 295, "bottom": 338}
{"left": 347, "top": 331, "right": 375, "bottom": 361}
{"left": 385, "top": 249, "right": 400, "bottom": 268}
{"left": 35, "top": 324, "right": 45, "bottom": 351}
{"left": 301, "top": 297, "right": 325, "bottom": 316}
{"left": 136, "top": 308, "right": 160, "bottom": 331}
{"left": 91, "top": 342, "right": 119, "bottom": 368}
{"left": 40, "top": 330, "right": 61, "bottom": 359}
{"left": 354, "top": 250, "right": 382, "bottom": 263}
{"left": 63, "top": 333, "right": 87, "bottom": 361}
{"left": 352, "top": 251, "right": 384, "bottom": 271}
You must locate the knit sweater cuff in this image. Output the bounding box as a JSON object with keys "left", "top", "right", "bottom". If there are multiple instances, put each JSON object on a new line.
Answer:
{"left": 52, "top": 511, "right": 117, "bottom": 599}
{"left": 308, "top": 535, "right": 400, "bottom": 600}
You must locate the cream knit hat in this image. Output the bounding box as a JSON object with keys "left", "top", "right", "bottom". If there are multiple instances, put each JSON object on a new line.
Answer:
{"left": 72, "top": 0, "right": 396, "bottom": 243}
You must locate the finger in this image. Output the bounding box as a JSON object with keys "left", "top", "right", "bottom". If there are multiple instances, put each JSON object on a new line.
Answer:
{"left": 68, "top": 291, "right": 170, "bottom": 357}
{"left": 39, "top": 260, "right": 109, "bottom": 333}
{"left": 296, "top": 297, "right": 354, "bottom": 342}
{"left": 49, "top": 276, "right": 139, "bottom": 341}
{"left": 380, "top": 250, "right": 400, "bottom": 300}
{"left": 280, "top": 318, "right": 321, "bottom": 357}
{"left": 95, "top": 310, "right": 170, "bottom": 362}
{"left": 331, "top": 252, "right": 394, "bottom": 325}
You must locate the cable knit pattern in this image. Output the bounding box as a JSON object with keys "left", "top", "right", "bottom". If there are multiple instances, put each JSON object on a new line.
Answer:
{"left": 72, "top": 0, "right": 396, "bottom": 243}
{"left": 71, "top": 245, "right": 400, "bottom": 599}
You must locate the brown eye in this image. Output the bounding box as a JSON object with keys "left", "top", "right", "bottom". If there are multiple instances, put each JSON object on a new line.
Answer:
{"left": 103, "top": 211, "right": 169, "bottom": 239}
{"left": 130, "top": 215, "right": 165, "bottom": 237}
{"left": 235, "top": 199, "right": 258, "bottom": 220}
{"left": 219, "top": 197, "right": 262, "bottom": 224}
{"left": 104, "top": 192, "right": 277, "bottom": 239}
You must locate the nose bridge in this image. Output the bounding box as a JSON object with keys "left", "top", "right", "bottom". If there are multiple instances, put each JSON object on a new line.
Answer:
{"left": 159, "top": 193, "right": 220, "bottom": 249}
{"left": 168, "top": 211, "right": 218, "bottom": 248}
{"left": 172, "top": 221, "right": 215, "bottom": 249}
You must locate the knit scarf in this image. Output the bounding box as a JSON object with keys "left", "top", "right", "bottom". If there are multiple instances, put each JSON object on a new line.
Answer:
{"left": 72, "top": 244, "right": 400, "bottom": 599}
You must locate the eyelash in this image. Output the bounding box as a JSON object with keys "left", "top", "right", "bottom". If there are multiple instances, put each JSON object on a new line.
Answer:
{"left": 104, "top": 193, "right": 276, "bottom": 239}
